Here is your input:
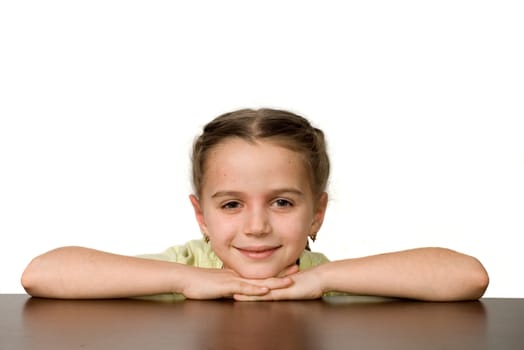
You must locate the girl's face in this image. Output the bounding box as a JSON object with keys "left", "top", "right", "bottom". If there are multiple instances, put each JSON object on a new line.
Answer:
{"left": 190, "top": 138, "right": 327, "bottom": 279}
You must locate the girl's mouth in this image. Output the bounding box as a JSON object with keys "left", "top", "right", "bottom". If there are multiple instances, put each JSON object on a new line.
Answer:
{"left": 235, "top": 246, "right": 281, "bottom": 259}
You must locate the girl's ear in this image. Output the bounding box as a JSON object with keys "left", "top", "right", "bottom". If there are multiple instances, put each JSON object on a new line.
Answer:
{"left": 189, "top": 194, "right": 208, "bottom": 233}
{"left": 311, "top": 192, "right": 328, "bottom": 234}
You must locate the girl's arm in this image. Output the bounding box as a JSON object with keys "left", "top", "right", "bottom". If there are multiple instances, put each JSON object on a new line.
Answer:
{"left": 21, "top": 247, "right": 293, "bottom": 299}
{"left": 319, "top": 247, "right": 489, "bottom": 301}
{"left": 235, "top": 247, "right": 489, "bottom": 301}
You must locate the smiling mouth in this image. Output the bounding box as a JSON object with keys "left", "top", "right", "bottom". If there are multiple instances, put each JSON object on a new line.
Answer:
{"left": 235, "top": 246, "right": 281, "bottom": 259}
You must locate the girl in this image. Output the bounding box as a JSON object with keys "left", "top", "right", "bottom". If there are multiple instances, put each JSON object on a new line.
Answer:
{"left": 21, "top": 108, "right": 489, "bottom": 301}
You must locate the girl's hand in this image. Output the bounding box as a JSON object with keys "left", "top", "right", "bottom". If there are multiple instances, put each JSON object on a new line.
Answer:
{"left": 180, "top": 265, "right": 296, "bottom": 300}
{"left": 233, "top": 267, "right": 324, "bottom": 301}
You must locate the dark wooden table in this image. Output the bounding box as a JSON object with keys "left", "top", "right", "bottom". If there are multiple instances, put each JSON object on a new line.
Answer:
{"left": 1, "top": 294, "right": 523, "bottom": 349}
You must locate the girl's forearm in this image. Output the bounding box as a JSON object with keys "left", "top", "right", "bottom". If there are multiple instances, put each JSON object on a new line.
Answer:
{"left": 21, "top": 247, "right": 191, "bottom": 299}
{"left": 318, "top": 247, "right": 489, "bottom": 301}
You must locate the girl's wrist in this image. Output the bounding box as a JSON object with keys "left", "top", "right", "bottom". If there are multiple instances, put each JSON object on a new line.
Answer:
{"left": 315, "top": 262, "right": 334, "bottom": 294}
{"left": 168, "top": 262, "right": 196, "bottom": 295}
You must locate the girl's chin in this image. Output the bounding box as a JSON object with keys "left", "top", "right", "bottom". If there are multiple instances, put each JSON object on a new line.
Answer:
{"left": 227, "top": 266, "right": 279, "bottom": 279}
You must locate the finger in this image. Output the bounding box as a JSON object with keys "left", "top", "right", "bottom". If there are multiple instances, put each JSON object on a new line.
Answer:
{"left": 233, "top": 293, "right": 267, "bottom": 301}
{"left": 233, "top": 289, "right": 288, "bottom": 301}
{"left": 250, "top": 276, "right": 294, "bottom": 290}
{"left": 231, "top": 281, "right": 270, "bottom": 296}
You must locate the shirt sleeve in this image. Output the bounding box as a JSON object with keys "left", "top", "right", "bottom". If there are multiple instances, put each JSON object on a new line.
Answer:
{"left": 298, "top": 250, "right": 330, "bottom": 270}
{"left": 136, "top": 239, "right": 222, "bottom": 269}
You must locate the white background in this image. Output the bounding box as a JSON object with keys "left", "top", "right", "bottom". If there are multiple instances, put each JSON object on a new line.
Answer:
{"left": 1, "top": 1, "right": 523, "bottom": 297}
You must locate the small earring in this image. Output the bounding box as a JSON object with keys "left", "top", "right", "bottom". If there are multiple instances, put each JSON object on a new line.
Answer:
{"left": 202, "top": 230, "right": 210, "bottom": 243}
{"left": 310, "top": 232, "right": 317, "bottom": 242}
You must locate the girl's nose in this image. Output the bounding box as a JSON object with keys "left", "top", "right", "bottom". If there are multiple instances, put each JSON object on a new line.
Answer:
{"left": 244, "top": 207, "right": 270, "bottom": 236}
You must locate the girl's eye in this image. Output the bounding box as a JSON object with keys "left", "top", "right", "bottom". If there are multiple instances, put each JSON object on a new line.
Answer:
{"left": 222, "top": 201, "right": 241, "bottom": 210}
{"left": 273, "top": 199, "right": 293, "bottom": 207}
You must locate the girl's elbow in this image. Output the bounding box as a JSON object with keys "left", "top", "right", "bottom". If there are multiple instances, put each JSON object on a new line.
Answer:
{"left": 21, "top": 258, "right": 40, "bottom": 296}
{"left": 439, "top": 255, "right": 489, "bottom": 301}
{"left": 20, "top": 246, "right": 78, "bottom": 297}
{"left": 458, "top": 257, "right": 489, "bottom": 301}
{"left": 20, "top": 251, "right": 62, "bottom": 297}
{"left": 471, "top": 260, "right": 490, "bottom": 299}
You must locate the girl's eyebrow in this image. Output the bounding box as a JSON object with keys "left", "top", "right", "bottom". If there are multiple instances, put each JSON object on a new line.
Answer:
{"left": 211, "top": 188, "right": 305, "bottom": 199}
{"left": 211, "top": 191, "right": 242, "bottom": 199}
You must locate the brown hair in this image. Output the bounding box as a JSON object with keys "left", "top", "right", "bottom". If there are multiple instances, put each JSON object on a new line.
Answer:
{"left": 191, "top": 108, "right": 330, "bottom": 199}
